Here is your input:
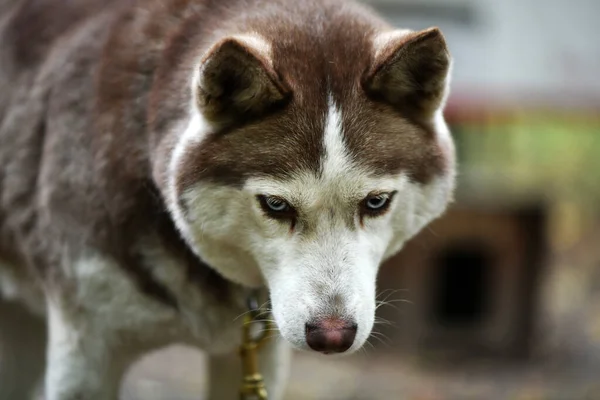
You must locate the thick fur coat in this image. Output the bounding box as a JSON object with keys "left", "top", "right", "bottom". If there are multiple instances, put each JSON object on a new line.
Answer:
{"left": 0, "top": 0, "right": 456, "bottom": 398}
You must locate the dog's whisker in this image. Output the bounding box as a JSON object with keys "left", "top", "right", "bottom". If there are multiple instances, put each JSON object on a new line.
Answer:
{"left": 249, "top": 318, "right": 277, "bottom": 324}
{"left": 375, "top": 302, "right": 398, "bottom": 312}
{"left": 377, "top": 298, "right": 413, "bottom": 305}
{"left": 375, "top": 289, "right": 394, "bottom": 299}
{"left": 376, "top": 291, "right": 395, "bottom": 305}
{"left": 254, "top": 310, "right": 273, "bottom": 319}
{"left": 374, "top": 317, "right": 395, "bottom": 327}
{"left": 375, "top": 298, "right": 413, "bottom": 312}
{"left": 233, "top": 300, "right": 273, "bottom": 321}
{"left": 362, "top": 338, "right": 375, "bottom": 354}
{"left": 376, "top": 288, "right": 408, "bottom": 298}
{"left": 369, "top": 331, "right": 392, "bottom": 347}
{"left": 370, "top": 330, "right": 391, "bottom": 340}
{"left": 261, "top": 333, "right": 282, "bottom": 341}
{"left": 233, "top": 309, "right": 256, "bottom": 321}
{"left": 376, "top": 288, "right": 409, "bottom": 303}
{"left": 376, "top": 295, "right": 402, "bottom": 310}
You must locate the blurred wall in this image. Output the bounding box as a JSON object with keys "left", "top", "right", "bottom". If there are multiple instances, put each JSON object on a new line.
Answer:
{"left": 364, "top": 0, "right": 600, "bottom": 108}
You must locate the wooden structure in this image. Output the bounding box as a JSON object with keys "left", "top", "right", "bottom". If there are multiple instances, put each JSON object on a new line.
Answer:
{"left": 377, "top": 198, "right": 547, "bottom": 361}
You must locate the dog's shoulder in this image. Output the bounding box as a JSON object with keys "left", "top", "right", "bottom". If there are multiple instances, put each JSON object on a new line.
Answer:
{"left": 0, "top": 1, "right": 157, "bottom": 288}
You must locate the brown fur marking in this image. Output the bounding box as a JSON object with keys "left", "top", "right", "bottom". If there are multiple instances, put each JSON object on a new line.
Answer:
{"left": 0, "top": 0, "right": 450, "bottom": 311}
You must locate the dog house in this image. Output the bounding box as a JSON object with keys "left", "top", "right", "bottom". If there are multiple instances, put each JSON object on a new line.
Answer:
{"left": 376, "top": 199, "right": 547, "bottom": 361}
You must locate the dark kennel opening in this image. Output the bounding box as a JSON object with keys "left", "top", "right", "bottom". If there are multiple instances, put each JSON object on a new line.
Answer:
{"left": 431, "top": 242, "right": 493, "bottom": 327}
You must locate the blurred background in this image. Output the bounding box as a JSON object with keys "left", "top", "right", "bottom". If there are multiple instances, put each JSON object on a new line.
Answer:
{"left": 120, "top": 0, "right": 600, "bottom": 398}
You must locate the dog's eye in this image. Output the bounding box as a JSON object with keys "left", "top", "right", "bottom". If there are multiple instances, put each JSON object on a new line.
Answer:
{"left": 265, "top": 197, "right": 289, "bottom": 212}
{"left": 257, "top": 195, "right": 296, "bottom": 219}
{"left": 366, "top": 195, "right": 389, "bottom": 210}
{"left": 361, "top": 192, "right": 396, "bottom": 217}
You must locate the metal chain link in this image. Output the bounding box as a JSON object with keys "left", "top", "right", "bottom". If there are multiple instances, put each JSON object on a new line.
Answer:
{"left": 239, "top": 293, "right": 272, "bottom": 400}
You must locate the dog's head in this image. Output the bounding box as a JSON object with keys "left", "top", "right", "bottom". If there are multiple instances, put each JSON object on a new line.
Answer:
{"left": 164, "top": 24, "right": 455, "bottom": 354}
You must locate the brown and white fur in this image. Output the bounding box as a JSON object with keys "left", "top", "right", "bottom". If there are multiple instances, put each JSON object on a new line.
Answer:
{"left": 0, "top": 0, "right": 456, "bottom": 398}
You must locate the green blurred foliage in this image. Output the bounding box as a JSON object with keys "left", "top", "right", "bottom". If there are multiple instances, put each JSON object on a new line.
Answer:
{"left": 453, "top": 112, "right": 600, "bottom": 205}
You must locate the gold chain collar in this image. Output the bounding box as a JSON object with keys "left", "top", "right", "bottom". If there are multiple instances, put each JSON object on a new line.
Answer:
{"left": 239, "top": 293, "right": 273, "bottom": 400}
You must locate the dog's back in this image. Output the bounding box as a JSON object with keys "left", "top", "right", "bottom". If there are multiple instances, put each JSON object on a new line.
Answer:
{"left": 0, "top": 0, "right": 122, "bottom": 308}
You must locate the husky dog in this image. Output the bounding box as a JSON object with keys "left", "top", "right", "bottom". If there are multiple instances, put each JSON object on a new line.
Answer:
{"left": 0, "top": 0, "right": 456, "bottom": 398}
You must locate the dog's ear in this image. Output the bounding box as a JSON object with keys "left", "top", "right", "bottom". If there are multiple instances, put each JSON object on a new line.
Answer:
{"left": 196, "top": 35, "right": 290, "bottom": 127}
{"left": 364, "top": 27, "right": 451, "bottom": 121}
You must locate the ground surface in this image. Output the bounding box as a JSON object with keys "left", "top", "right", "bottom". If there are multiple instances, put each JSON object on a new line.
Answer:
{"left": 122, "top": 344, "right": 600, "bottom": 400}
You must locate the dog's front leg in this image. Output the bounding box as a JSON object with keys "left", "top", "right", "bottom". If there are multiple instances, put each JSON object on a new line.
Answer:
{"left": 44, "top": 300, "right": 130, "bottom": 400}
{"left": 207, "top": 335, "right": 292, "bottom": 400}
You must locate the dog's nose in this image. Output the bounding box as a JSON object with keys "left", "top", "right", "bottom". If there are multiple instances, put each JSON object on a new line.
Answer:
{"left": 305, "top": 318, "right": 357, "bottom": 354}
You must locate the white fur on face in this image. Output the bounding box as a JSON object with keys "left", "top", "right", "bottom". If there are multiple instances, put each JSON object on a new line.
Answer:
{"left": 167, "top": 37, "right": 455, "bottom": 353}
{"left": 239, "top": 99, "right": 452, "bottom": 352}
{"left": 171, "top": 99, "right": 454, "bottom": 353}
{"left": 167, "top": 113, "right": 209, "bottom": 248}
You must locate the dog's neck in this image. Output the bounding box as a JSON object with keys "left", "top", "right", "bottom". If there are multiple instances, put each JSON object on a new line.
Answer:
{"left": 128, "top": 181, "right": 253, "bottom": 311}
